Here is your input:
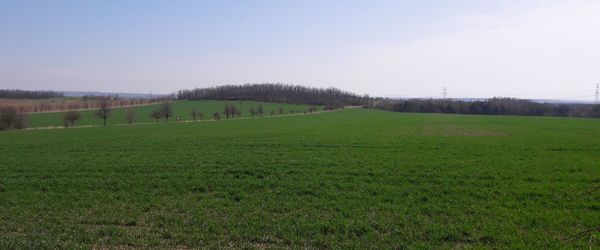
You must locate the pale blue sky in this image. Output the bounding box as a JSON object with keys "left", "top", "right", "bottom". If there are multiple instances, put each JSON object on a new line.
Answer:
{"left": 1, "top": 0, "right": 598, "bottom": 100}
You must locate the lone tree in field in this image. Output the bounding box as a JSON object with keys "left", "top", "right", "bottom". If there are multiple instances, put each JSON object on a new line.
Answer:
{"left": 95, "top": 99, "right": 111, "bottom": 127}
{"left": 213, "top": 112, "right": 221, "bottom": 120}
{"left": 62, "top": 111, "right": 81, "bottom": 127}
{"left": 126, "top": 109, "right": 135, "bottom": 124}
{"left": 190, "top": 108, "right": 199, "bottom": 121}
{"left": 150, "top": 110, "right": 163, "bottom": 122}
{"left": 160, "top": 101, "right": 173, "bottom": 122}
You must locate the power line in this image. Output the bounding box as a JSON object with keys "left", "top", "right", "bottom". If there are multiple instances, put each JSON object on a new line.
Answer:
{"left": 442, "top": 87, "right": 448, "bottom": 99}
{"left": 595, "top": 83, "right": 599, "bottom": 103}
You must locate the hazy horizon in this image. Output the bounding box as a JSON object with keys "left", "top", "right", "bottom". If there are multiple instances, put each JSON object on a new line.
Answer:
{"left": 1, "top": 0, "right": 599, "bottom": 101}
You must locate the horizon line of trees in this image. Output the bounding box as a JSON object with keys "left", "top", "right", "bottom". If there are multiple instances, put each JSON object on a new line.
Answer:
{"left": 0, "top": 89, "right": 64, "bottom": 99}
{"left": 177, "top": 83, "right": 371, "bottom": 106}
{"left": 373, "top": 97, "right": 600, "bottom": 118}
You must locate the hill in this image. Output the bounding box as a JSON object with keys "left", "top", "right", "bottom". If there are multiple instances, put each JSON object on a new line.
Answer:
{"left": 0, "top": 109, "right": 598, "bottom": 248}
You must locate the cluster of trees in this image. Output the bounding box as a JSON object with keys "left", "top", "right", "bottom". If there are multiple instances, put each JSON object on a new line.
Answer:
{"left": 0, "top": 106, "right": 29, "bottom": 130}
{"left": 177, "top": 83, "right": 370, "bottom": 106}
{"left": 223, "top": 104, "right": 242, "bottom": 118}
{"left": 248, "top": 105, "right": 264, "bottom": 118}
{"left": 60, "top": 102, "right": 137, "bottom": 128}
{"left": 0, "top": 89, "right": 64, "bottom": 99}
{"left": 374, "top": 98, "right": 600, "bottom": 118}
{"left": 150, "top": 102, "right": 174, "bottom": 122}
{"left": 62, "top": 111, "right": 81, "bottom": 127}
{"left": 190, "top": 108, "right": 203, "bottom": 121}
{"left": 60, "top": 98, "right": 116, "bottom": 127}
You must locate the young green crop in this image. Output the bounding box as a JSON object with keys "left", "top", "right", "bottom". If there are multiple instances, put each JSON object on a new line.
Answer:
{"left": 0, "top": 109, "right": 598, "bottom": 248}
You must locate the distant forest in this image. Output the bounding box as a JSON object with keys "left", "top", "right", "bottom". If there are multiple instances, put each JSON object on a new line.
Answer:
{"left": 177, "top": 83, "right": 370, "bottom": 106}
{"left": 0, "top": 89, "right": 64, "bottom": 99}
{"left": 374, "top": 98, "right": 600, "bottom": 119}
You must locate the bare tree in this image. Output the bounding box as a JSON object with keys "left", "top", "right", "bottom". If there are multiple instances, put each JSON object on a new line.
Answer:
{"left": 13, "top": 113, "right": 29, "bottom": 130}
{"left": 190, "top": 108, "right": 198, "bottom": 121}
{"left": 0, "top": 106, "right": 17, "bottom": 129}
{"left": 160, "top": 101, "right": 173, "bottom": 122}
{"left": 63, "top": 111, "right": 81, "bottom": 127}
{"left": 223, "top": 104, "right": 240, "bottom": 119}
{"left": 0, "top": 106, "right": 29, "bottom": 130}
{"left": 213, "top": 112, "right": 221, "bottom": 120}
{"left": 150, "top": 110, "right": 163, "bottom": 122}
{"left": 257, "top": 105, "right": 264, "bottom": 117}
{"left": 0, "top": 106, "right": 18, "bottom": 130}
{"left": 126, "top": 109, "right": 135, "bottom": 124}
{"left": 249, "top": 107, "right": 256, "bottom": 118}
{"left": 95, "top": 99, "right": 111, "bottom": 127}
{"left": 224, "top": 104, "right": 232, "bottom": 119}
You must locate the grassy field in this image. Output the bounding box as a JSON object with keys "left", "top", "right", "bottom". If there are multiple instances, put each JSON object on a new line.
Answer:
{"left": 0, "top": 109, "right": 598, "bottom": 248}
{"left": 27, "top": 100, "right": 317, "bottom": 128}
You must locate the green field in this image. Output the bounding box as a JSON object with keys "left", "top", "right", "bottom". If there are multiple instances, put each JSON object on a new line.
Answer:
{"left": 27, "top": 100, "right": 317, "bottom": 128}
{"left": 0, "top": 109, "right": 598, "bottom": 248}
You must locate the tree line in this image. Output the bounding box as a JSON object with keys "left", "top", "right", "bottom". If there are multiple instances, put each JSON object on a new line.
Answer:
{"left": 373, "top": 98, "right": 600, "bottom": 118}
{"left": 2, "top": 97, "right": 166, "bottom": 114}
{"left": 0, "top": 89, "right": 64, "bottom": 99}
{"left": 56, "top": 100, "right": 336, "bottom": 129}
{"left": 177, "top": 83, "right": 370, "bottom": 106}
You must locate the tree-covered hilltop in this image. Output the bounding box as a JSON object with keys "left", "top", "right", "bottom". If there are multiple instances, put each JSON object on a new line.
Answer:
{"left": 177, "top": 83, "right": 371, "bottom": 107}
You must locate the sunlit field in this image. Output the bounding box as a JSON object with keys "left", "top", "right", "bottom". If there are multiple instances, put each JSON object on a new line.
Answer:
{"left": 1, "top": 109, "right": 598, "bottom": 248}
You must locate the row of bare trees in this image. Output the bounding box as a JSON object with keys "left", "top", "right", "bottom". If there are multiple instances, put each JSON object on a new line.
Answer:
{"left": 3, "top": 97, "right": 167, "bottom": 114}
{"left": 62, "top": 109, "right": 136, "bottom": 128}
{"left": 150, "top": 102, "right": 173, "bottom": 122}
{"left": 2, "top": 98, "right": 338, "bottom": 130}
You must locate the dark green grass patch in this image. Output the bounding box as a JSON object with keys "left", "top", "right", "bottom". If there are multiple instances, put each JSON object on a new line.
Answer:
{"left": 0, "top": 109, "right": 598, "bottom": 248}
